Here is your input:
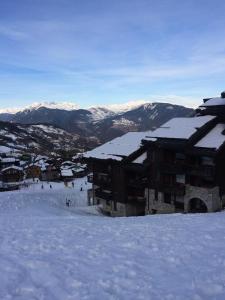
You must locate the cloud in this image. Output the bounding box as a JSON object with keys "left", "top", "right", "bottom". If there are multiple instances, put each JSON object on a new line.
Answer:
{"left": 0, "top": 25, "right": 28, "bottom": 40}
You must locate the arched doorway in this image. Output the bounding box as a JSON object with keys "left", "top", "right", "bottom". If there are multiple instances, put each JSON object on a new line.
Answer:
{"left": 188, "top": 198, "right": 208, "bottom": 213}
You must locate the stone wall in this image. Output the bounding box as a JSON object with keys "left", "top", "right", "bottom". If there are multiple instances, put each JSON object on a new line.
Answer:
{"left": 145, "top": 188, "right": 176, "bottom": 214}
{"left": 184, "top": 185, "right": 221, "bottom": 212}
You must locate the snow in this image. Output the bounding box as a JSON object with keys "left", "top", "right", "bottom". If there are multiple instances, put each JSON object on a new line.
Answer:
{"left": 0, "top": 146, "right": 13, "bottom": 154}
{"left": 1, "top": 165, "right": 24, "bottom": 172}
{"left": 113, "top": 117, "right": 136, "bottom": 127}
{"left": 132, "top": 152, "right": 147, "bottom": 164}
{"left": 0, "top": 101, "right": 148, "bottom": 116}
{"left": 0, "top": 180, "right": 225, "bottom": 299}
{"left": 0, "top": 102, "right": 79, "bottom": 113}
{"left": 61, "top": 169, "right": 73, "bottom": 177}
{"left": 84, "top": 131, "right": 150, "bottom": 161}
{"left": 88, "top": 107, "right": 115, "bottom": 121}
{"left": 195, "top": 123, "right": 225, "bottom": 149}
{"left": 1, "top": 157, "right": 17, "bottom": 163}
{"left": 31, "top": 124, "right": 65, "bottom": 134}
{"left": 201, "top": 97, "right": 225, "bottom": 107}
{"left": 145, "top": 115, "right": 215, "bottom": 140}
{"left": 97, "top": 100, "right": 149, "bottom": 113}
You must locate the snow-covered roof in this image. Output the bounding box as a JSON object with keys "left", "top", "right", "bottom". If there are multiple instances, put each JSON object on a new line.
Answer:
{"left": 1, "top": 157, "right": 18, "bottom": 163}
{"left": 144, "top": 115, "right": 215, "bottom": 140}
{"left": 73, "top": 167, "right": 85, "bottom": 173}
{"left": 61, "top": 169, "right": 73, "bottom": 177}
{"left": 1, "top": 166, "right": 24, "bottom": 172}
{"left": 200, "top": 97, "right": 225, "bottom": 107}
{"left": 84, "top": 131, "right": 150, "bottom": 161}
{"left": 195, "top": 123, "right": 225, "bottom": 150}
{"left": 0, "top": 146, "right": 13, "bottom": 154}
{"left": 61, "top": 161, "right": 75, "bottom": 166}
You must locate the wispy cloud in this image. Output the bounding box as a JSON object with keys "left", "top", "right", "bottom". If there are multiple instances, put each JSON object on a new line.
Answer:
{"left": 0, "top": 25, "right": 28, "bottom": 40}
{"left": 0, "top": 0, "right": 225, "bottom": 107}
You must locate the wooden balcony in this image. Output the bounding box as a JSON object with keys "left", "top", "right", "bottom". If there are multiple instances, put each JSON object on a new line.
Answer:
{"left": 186, "top": 165, "right": 215, "bottom": 179}
{"left": 156, "top": 182, "right": 185, "bottom": 196}
{"left": 127, "top": 178, "right": 148, "bottom": 188}
{"left": 93, "top": 177, "right": 112, "bottom": 189}
{"left": 158, "top": 161, "right": 185, "bottom": 174}
{"left": 95, "top": 189, "right": 113, "bottom": 201}
{"left": 127, "top": 195, "right": 145, "bottom": 202}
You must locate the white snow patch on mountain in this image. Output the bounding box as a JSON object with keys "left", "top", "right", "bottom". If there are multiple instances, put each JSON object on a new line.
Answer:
{"left": 88, "top": 107, "right": 115, "bottom": 120}
{"left": 0, "top": 102, "right": 79, "bottom": 113}
{"left": 113, "top": 117, "right": 136, "bottom": 126}
{"left": 24, "top": 101, "right": 79, "bottom": 111}
{"left": 103, "top": 100, "right": 149, "bottom": 113}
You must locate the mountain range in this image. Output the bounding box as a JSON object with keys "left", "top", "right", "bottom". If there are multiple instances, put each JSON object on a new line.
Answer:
{"left": 0, "top": 101, "right": 194, "bottom": 153}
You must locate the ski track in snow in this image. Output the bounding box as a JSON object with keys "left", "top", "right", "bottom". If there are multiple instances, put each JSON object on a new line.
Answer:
{"left": 0, "top": 177, "right": 225, "bottom": 299}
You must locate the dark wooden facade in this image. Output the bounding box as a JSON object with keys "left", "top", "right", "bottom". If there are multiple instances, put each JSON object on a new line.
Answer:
{"left": 25, "top": 165, "right": 41, "bottom": 179}
{"left": 86, "top": 146, "right": 149, "bottom": 216}
{"left": 144, "top": 94, "right": 225, "bottom": 214}
{"left": 1, "top": 167, "right": 24, "bottom": 185}
{"left": 86, "top": 92, "right": 225, "bottom": 216}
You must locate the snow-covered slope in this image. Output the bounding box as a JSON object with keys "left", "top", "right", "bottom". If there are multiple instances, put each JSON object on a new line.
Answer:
{"left": 0, "top": 121, "right": 82, "bottom": 154}
{"left": 0, "top": 180, "right": 225, "bottom": 299}
{"left": 88, "top": 107, "right": 116, "bottom": 121}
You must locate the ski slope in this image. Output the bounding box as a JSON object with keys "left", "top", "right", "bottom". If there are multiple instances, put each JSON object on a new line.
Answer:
{"left": 0, "top": 177, "right": 225, "bottom": 299}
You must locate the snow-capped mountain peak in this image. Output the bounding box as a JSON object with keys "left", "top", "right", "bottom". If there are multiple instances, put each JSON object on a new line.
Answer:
{"left": 23, "top": 101, "right": 79, "bottom": 112}
{"left": 0, "top": 101, "right": 79, "bottom": 114}
{"left": 102, "top": 100, "right": 149, "bottom": 113}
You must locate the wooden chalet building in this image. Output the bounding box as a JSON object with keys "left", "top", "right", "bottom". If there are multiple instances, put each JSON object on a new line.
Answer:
{"left": 84, "top": 132, "right": 150, "bottom": 216}
{"left": 143, "top": 91, "right": 225, "bottom": 214}
{"left": 25, "top": 164, "right": 41, "bottom": 179}
{"left": 1, "top": 166, "right": 24, "bottom": 189}
{"left": 0, "top": 157, "right": 20, "bottom": 170}
{"left": 84, "top": 91, "right": 225, "bottom": 217}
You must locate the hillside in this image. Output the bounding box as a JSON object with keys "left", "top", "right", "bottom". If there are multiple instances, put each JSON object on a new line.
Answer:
{"left": 92, "top": 102, "right": 194, "bottom": 142}
{"left": 0, "top": 102, "right": 194, "bottom": 144}
{"left": 0, "top": 121, "right": 86, "bottom": 155}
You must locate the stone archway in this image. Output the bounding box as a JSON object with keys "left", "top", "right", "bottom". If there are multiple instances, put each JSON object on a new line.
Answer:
{"left": 188, "top": 198, "right": 208, "bottom": 213}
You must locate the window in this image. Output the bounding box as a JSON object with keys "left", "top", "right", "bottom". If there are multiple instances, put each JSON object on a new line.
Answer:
{"left": 201, "top": 156, "right": 214, "bottom": 166}
{"left": 154, "top": 190, "right": 158, "bottom": 201}
{"left": 164, "top": 151, "right": 174, "bottom": 163}
{"left": 176, "top": 174, "right": 185, "bottom": 184}
{"left": 164, "top": 193, "right": 172, "bottom": 204}
{"left": 163, "top": 174, "right": 174, "bottom": 185}
{"left": 164, "top": 193, "right": 176, "bottom": 204}
{"left": 175, "top": 153, "right": 185, "bottom": 160}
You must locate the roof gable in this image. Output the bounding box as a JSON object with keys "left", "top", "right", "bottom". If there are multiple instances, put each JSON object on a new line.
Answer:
{"left": 84, "top": 131, "right": 150, "bottom": 161}
{"left": 144, "top": 115, "right": 215, "bottom": 140}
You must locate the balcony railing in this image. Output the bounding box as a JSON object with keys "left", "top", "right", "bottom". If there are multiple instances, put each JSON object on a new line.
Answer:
{"left": 127, "top": 178, "right": 148, "bottom": 188}
{"left": 186, "top": 165, "right": 215, "bottom": 178}
{"left": 155, "top": 182, "right": 185, "bottom": 196}
{"left": 158, "top": 161, "right": 185, "bottom": 174}
{"left": 95, "top": 189, "right": 112, "bottom": 201}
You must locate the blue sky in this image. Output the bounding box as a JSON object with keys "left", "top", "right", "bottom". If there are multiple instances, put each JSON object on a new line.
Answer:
{"left": 0, "top": 0, "right": 225, "bottom": 109}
